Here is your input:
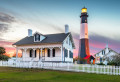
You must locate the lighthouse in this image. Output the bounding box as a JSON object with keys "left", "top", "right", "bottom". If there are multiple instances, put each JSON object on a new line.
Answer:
{"left": 78, "top": 7, "right": 90, "bottom": 64}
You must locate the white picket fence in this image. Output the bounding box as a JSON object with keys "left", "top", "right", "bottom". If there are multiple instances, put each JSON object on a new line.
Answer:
{"left": 0, "top": 61, "right": 120, "bottom": 75}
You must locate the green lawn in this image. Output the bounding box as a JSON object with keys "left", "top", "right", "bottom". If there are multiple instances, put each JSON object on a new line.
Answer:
{"left": 0, "top": 67, "right": 120, "bottom": 82}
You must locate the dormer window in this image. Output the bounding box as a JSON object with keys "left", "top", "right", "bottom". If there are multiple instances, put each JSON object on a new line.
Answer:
{"left": 35, "top": 33, "right": 40, "bottom": 42}
{"left": 33, "top": 32, "right": 46, "bottom": 42}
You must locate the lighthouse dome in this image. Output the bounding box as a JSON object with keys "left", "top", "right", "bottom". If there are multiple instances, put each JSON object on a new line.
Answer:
{"left": 81, "top": 7, "right": 87, "bottom": 13}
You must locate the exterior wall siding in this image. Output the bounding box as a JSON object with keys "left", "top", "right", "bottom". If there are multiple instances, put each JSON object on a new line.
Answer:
{"left": 45, "top": 47, "right": 61, "bottom": 61}
{"left": 63, "top": 35, "right": 73, "bottom": 62}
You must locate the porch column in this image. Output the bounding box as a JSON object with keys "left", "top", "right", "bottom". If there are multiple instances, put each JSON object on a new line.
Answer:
{"left": 24, "top": 48, "right": 27, "bottom": 61}
{"left": 39, "top": 49, "right": 40, "bottom": 60}
{"left": 41, "top": 48, "right": 42, "bottom": 58}
{"left": 33, "top": 48, "right": 36, "bottom": 58}
{"left": 16, "top": 48, "right": 18, "bottom": 61}
{"left": 50, "top": 48, "right": 53, "bottom": 57}
{"left": 21, "top": 49, "right": 23, "bottom": 60}
{"left": 61, "top": 46, "right": 63, "bottom": 62}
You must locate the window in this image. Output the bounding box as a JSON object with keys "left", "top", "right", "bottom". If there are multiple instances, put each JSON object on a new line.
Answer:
{"left": 30, "top": 49, "right": 37, "bottom": 57}
{"left": 69, "top": 51, "right": 70, "bottom": 58}
{"left": 30, "top": 49, "right": 33, "bottom": 57}
{"left": 47, "top": 49, "right": 50, "bottom": 57}
{"left": 102, "top": 50, "right": 105, "bottom": 55}
{"left": 66, "top": 38, "right": 68, "bottom": 44}
{"left": 64, "top": 49, "right": 68, "bottom": 57}
{"left": 100, "top": 57, "right": 102, "bottom": 63}
{"left": 35, "top": 50, "right": 36, "bottom": 57}
{"left": 69, "top": 51, "right": 73, "bottom": 58}
{"left": 35, "top": 33, "right": 40, "bottom": 41}
{"left": 53, "top": 49, "right": 55, "bottom": 57}
{"left": 109, "top": 50, "right": 111, "bottom": 52}
{"left": 69, "top": 38, "right": 71, "bottom": 45}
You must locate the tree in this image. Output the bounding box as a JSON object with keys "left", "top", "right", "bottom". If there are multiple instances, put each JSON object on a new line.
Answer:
{"left": 105, "top": 54, "right": 120, "bottom": 66}
{"left": 0, "top": 47, "right": 9, "bottom": 61}
{"left": 0, "top": 47, "right": 6, "bottom": 55}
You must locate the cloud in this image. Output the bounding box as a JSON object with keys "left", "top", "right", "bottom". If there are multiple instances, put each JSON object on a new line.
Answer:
{"left": 73, "top": 32, "right": 120, "bottom": 56}
{"left": 0, "top": 12, "right": 17, "bottom": 37}
{"left": 0, "top": 24, "right": 9, "bottom": 35}
{"left": 46, "top": 23, "right": 64, "bottom": 32}
{"left": 89, "top": 33, "right": 120, "bottom": 48}
{"left": 0, "top": 12, "right": 16, "bottom": 23}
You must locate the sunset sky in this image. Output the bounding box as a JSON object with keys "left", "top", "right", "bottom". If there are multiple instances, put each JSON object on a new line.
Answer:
{"left": 0, "top": 0, "right": 120, "bottom": 57}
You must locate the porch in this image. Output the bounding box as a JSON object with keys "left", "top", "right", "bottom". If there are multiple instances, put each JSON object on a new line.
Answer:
{"left": 16, "top": 44, "right": 64, "bottom": 62}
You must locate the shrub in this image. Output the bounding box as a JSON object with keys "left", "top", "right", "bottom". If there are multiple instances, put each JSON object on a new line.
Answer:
{"left": 0, "top": 55, "right": 10, "bottom": 61}
{"left": 98, "top": 62, "right": 105, "bottom": 65}
{"left": 77, "top": 57, "right": 87, "bottom": 64}
{"left": 108, "top": 61, "right": 117, "bottom": 66}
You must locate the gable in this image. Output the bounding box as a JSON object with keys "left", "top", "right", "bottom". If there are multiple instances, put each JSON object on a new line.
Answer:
{"left": 63, "top": 33, "right": 75, "bottom": 49}
{"left": 95, "top": 47, "right": 119, "bottom": 57}
{"left": 103, "top": 51, "right": 118, "bottom": 58}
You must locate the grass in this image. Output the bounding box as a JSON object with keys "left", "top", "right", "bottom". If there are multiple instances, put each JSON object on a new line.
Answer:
{"left": 0, "top": 67, "right": 120, "bottom": 82}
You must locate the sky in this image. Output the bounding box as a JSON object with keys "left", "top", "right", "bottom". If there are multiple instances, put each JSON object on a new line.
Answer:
{"left": 0, "top": 0, "right": 120, "bottom": 57}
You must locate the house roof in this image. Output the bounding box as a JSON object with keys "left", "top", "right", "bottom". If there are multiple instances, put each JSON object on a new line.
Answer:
{"left": 102, "top": 51, "right": 119, "bottom": 59}
{"left": 94, "top": 47, "right": 119, "bottom": 56}
{"left": 13, "top": 33, "right": 70, "bottom": 45}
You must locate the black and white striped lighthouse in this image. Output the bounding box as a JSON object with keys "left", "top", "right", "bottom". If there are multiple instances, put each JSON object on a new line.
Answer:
{"left": 78, "top": 7, "right": 90, "bottom": 64}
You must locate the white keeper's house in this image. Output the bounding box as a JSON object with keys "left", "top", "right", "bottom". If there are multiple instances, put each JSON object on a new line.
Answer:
{"left": 95, "top": 45, "right": 119, "bottom": 64}
{"left": 13, "top": 25, "right": 75, "bottom": 63}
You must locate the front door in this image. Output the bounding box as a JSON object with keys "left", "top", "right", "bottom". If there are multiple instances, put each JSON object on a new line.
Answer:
{"left": 39, "top": 49, "right": 45, "bottom": 61}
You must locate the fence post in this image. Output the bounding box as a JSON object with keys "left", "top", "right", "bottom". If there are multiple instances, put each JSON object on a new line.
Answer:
{"left": 78, "top": 64, "right": 80, "bottom": 72}
{"left": 92, "top": 65, "right": 94, "bottom": 73}
{"left": 119, "top": 66, "right": 120, "bottom": 75}
{"left": 100, "top": 65, "right": 102, "bottom": 74}
{"left": 67, "top": 63, "right": 69, "bottom": 71}
{"left": 15, "top": 60, "right": 17, "bottom": 67}
{"left": 96, "top": 65, "right": 98, "bottom": 74}
{"left": 83, "top": 65, "right": 85, "bottom": 72}
{"left": 87, "top": 65, "right": 89, "bottom": 73}
{"left": 104, "top": 65, "right": 105, "bottom": 74}
{"left": 107, "top": 66, "right": 109, "bottom": 75}
{"left": 116, "top": 66, "right": 118, "bottom": 75}
{"left": 113, "top": 66, "right": 115, "bottom": 75}
{"left": 76, "top": 64, "right": 79, "bottom": 72}
{"left": 111, "top": 66, "right": 113, "bottom": 75}
{"left": 88, "top": 65, "right": 90, "bottom": 73}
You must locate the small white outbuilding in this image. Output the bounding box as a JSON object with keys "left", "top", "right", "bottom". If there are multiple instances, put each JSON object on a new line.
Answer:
{"left": 95, "top": 45, "right": 119, "bottom": 64}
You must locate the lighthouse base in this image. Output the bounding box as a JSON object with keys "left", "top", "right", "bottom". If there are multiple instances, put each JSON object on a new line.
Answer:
{"left": 78, "top": 39, "right": 90, "bottom": 64}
